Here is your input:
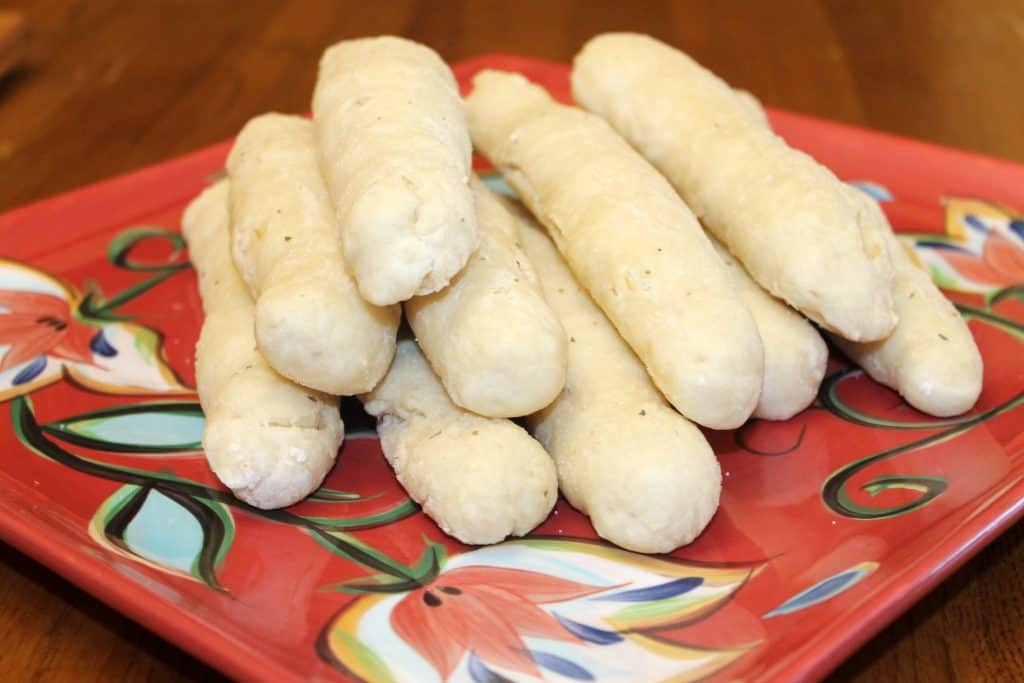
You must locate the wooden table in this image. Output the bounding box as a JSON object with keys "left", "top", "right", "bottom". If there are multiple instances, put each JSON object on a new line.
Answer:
{"left": 1, "top": 1, "right": 1022, "bottom": 681}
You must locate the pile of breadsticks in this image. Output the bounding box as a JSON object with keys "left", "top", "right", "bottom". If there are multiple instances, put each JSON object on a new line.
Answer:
{"left": 183, "top": 33, "right": 983, "bottom": 554}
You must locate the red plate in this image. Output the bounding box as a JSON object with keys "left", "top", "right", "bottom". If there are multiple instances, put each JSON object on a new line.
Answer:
{"left": 1, "top": 55, "right": 1023, "bottom": 683}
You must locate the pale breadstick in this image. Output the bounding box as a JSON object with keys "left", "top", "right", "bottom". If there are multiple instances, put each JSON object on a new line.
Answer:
{"left": 312, "top": 36, "right": 477, "bottom": 305}
{"left": 465, "top": 70, "right": 764, "bottom": 430}
{"left": 833, "top": 189, "right": 983, "bottom": 417}
{"left": 184, "top": 181, "right": 343, "bottom": 509}
{"left": 361, "top": 339, "right": 557, "bottom": 544}
{"left": 572, "top": 33, "right": 897, "bottom": 342}
{"left": 734, "top": 89, "right": 770, "bottom": 127}
{"left": 405, "top": 178, "right": 567, "bottom": 417}
{"left": 227, "top": 114, "right": 399, "bottom": 395}
{"left": 710, "top": 237, "right": 828, "bottom": 420}
{"left": 516, "top": 211, "right": 720, "bottom": 553}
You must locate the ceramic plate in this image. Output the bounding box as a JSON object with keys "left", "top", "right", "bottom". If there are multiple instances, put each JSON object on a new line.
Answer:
{"left": 1, "top": 55, "right": 1023, "bottom": 683}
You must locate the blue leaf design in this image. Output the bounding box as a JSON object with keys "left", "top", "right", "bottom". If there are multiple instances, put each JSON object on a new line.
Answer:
{"left": 12, "top": 355, "right": 47, "bottom": 385}
{"left": 764, "top": 562, "right": 877, "bottom": 618}
{"left": 1009, "top": 219, "right": 1024, "bottom": 243}
{"left": 554, "top": 613, "right": 623, "bottom": 645}
{"left": 846, "top": 181, "right": 893, "bottom": 202}
{"left": 467, "top": 652, "right": 514, "bottom": 683}
{"left": 530, "top": 650, "right": 595, "bottom": 681}
{"left": 915, "top": 240, "right": 971, "bottom": 252}
{"left": 964, "top": 213, "right": 989, "bottom": 233}
{"left": 89, "top": 330, "right": 118, "bottom": 357}
{"left": 592, "top": 576, "right": 703, "bottom": 602}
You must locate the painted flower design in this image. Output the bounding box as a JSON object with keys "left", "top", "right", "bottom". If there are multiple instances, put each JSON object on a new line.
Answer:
{"left": 322, "top": 539, "right": 760, "bottom": 682}
{"left": 391, "top": 565, "right": 608, "bottom": 680}
{"left": 0, "top": 259, "right": 190, "bottom": 401}
{"left": 910, "top": 197, "right": 1024, "bottom": 296}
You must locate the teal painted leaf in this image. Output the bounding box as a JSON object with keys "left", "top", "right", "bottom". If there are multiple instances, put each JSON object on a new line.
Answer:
{"left": 90, "top": 484, "right": 234, "bottom": 590}
{"left": 43, "top": 401, "right": 204, "bottom": 454}
{"left": 481, "top": 173, "right": 518, "bottom": 198}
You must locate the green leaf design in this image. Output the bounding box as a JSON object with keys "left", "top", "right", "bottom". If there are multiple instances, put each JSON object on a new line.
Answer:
{"left": 821, "top": 304, "right": 1024, "bottom": 520}
{"left": 79, "top": 227, "right": 190, "bottom": 320}
{"left": 92, "top": 483, "right": 234, "bottom": 590}
{"left": 12, "top": 396, "right": 433, "bottom": 584}
{"left": 107, "top": 227, "right": 188, "bottom": 272}
{"left": 819, "top": 368, "right": 974, "bottom": 430}
{"left": 823, "top": 390, "right": 1024, "bottom": 519}
{"left": 321, "top": 538, "right": 445, "bottom": 594}
{"left": 986, "top": 284, "right": 1024, "bottom": 308}
{"left": 42, "top": 401, "right": 204, "bottom": 453}
{"left": 310, "top": 528, "right": 420, "bottom": 580}
{"left": 959, "top": 304, "right": 1024, "bottom": 342}
{"left": 308, "top": 487, "right": 379, "bottom": 503}
{"left": 302, "top": 499, "right": 419, "bottom": 530}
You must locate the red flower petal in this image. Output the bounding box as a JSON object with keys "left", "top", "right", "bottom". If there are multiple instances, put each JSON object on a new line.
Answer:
{"left": 430, "top": 588, "right": 540, "bottom": 677}
{"left": 465, "top": 584, "right": 580, "bottom": 643}
{"left": 443, "top": 566, "right": 608, "bottom": 604}
{"left": 0, "top": 290, "right": 70, "bottom": 317}
{"left": 983, "top": 233, "right": 1024, "bottom": 283}
{"left": 50, "top": 320, "right": 96, "bottom": 365}
{"left": 391, "top": 591, "right": 467, "bottom": 681}
{"left": 940, "top": 249, "right": 1006, "bottom": 286}
{"left": 0, "top": 324, "right": 62, "bottom": 372}
{"left": 0, "top": 312, "right": 48, "bottom": 341}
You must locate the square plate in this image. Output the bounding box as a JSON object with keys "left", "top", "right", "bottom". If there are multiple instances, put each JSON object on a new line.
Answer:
{"left": 1, "top": 55, "right": 1023, "bottom": 683}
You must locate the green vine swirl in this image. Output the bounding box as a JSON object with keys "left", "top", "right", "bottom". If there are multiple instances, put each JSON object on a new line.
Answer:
{"left": 818, "top": 301, "right": 1024, "bottom": 520}
{"left": 12, "top": 395, "right": 437, "bottom": 591}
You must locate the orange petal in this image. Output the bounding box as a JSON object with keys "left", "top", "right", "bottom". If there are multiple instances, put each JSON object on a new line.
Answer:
{"left": 50, "top": 321, "right": 96, "bottom": 365}
{"left": 0, "top": 290, "right": 70, "bottom": 317}
{"left": 446, "top": 566, "right": 607, "bottom": 604}
{"left": 983, "top": 233, "right": 1024, "bottom": 283}
{"left": 939, "top": 249, "right": 1006, "bottom": 286}
{"left": 391, "top": 591, "right": 467, "bottom": 680}
{"left": 0, "top": 326, "right": 57, "bottom": 372}
{"left": 467, "top": 585, "right": 579, "bottom": 642}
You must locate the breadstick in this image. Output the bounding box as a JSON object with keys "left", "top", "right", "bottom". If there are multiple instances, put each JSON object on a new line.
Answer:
{"left": 734, "top": 88, "right": 770, "bottom": 127}
{"left": 465, "top": 70, "right": 764, "bottom": 430}
{"left": 227, "top": 114, "right": 399, "bottom": 395}
{"left": 710, "top": 237, "right": 828, "bottom": 420}
{"left": 405, "top": 178, "right": 567, "bottom": 417}
{"left": 185, "top": 181, "right": 343, "bottom": 510}
{"left": 833, "top": 188, "right": 983, "bottom": 417}
{"left": 361, "top": 339, "right": 557, "bottom": 544}
{"left": 572, "top": 33, "right": 897, "bottom": 342}
{"left": 517, "top": 211, "right": 720, "bottom": 553}
{"left": 312, "top": 36, "right": 477, "bottom": 305}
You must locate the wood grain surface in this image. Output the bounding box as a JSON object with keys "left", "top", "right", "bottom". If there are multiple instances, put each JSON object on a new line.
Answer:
{"left": 1, "top": 1, "right": 1022, "bottom": 681}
